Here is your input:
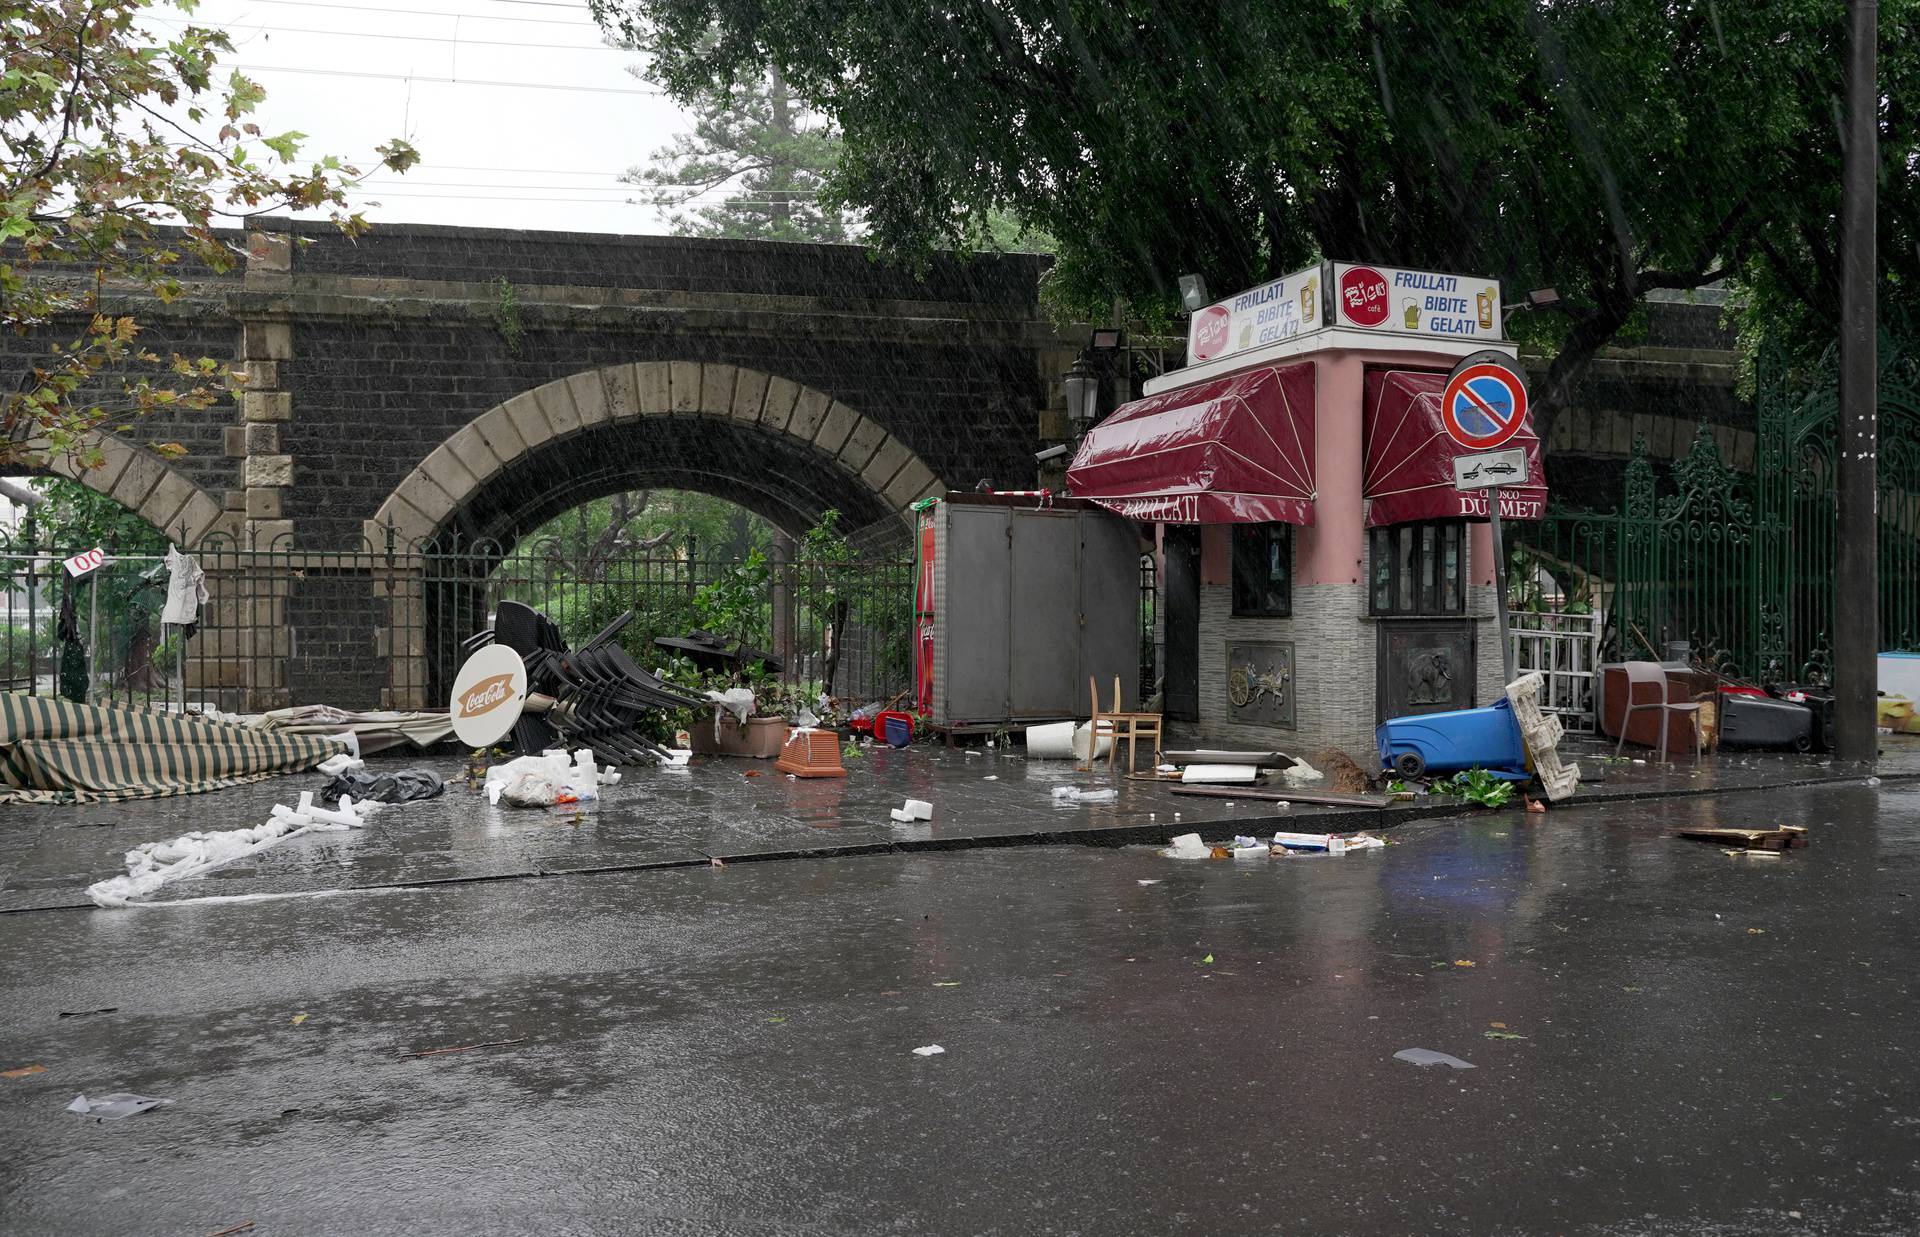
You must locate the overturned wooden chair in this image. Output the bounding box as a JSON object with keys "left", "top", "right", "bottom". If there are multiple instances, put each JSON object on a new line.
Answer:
{"left": 1087, "top": 675, "right": 1163, "bottom": 774}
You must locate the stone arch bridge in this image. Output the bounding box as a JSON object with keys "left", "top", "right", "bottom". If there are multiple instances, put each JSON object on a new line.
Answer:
{"left": 10, "top": 223, "right": 1743, "bottom": 708}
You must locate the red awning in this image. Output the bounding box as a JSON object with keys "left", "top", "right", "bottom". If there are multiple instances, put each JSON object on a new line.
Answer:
{"left": 1066, "top": 362, "right": 1316, "bottom": 525}
{"left": 1363, "top": 370, "right": 1548, "bottom": 526}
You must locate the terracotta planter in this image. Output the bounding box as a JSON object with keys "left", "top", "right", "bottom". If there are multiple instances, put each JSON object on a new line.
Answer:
{"left": 689, "top": 714, "right": 790, "bottom": 758}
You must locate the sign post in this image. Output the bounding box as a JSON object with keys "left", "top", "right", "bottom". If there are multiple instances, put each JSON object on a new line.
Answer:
{"left": 1441, "top": 355, "right": 1530, "bottom": 687}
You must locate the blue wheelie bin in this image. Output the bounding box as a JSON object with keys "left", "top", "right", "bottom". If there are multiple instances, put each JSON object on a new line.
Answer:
{"left": 1376, "top": 698, "right": 1530, "bottom": 781}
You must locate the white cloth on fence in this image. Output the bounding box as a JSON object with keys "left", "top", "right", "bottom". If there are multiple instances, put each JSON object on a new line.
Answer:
{"left": 160, "top": 546, "right": 208, "bottom": 628}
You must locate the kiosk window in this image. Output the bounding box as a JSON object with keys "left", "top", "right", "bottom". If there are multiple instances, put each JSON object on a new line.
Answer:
{"left": 1370, "top": 521, "right": 1466, "bottom": 616}
{"left": 1232, "top": 524, "right": 1293, "bottom": 617}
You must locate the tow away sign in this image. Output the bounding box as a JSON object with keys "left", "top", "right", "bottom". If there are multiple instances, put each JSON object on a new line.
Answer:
{"left": 1452, "top": 448, "right": 1529, "bottom": 491}
{"left": 62, "top": 547, "right": 107, "bottom": 578}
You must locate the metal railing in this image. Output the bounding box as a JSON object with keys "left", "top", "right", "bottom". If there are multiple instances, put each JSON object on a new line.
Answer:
{"left": 1, "top": 527, "right": 918, "bottom": 715}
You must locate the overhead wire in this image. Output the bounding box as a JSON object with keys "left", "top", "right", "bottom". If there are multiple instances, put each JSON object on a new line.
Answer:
{"left": 235, "top": 63, "right": 670, "bottom": 94}
{"left": 149, "top": 17, "right": 626, "bottom": 53}
{"left": 199, "top": 0, "right": 601, "bottom": 22}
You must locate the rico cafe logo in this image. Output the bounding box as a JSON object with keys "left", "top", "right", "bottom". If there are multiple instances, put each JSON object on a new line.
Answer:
{"left": 457, "top": 674, "right": 518, "bottom": 718}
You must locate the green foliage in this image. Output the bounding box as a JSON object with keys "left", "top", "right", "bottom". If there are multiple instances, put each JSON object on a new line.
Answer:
{"left": 2, "top": 0, "right": 418, "bottom": 471}
{"left": 1430, "top": 768, "right": 1516, "bottom": 810}
{"left": 593, "top": 0, "right": 1920, "bottom": 423}
{"left": 2, "top": 623, "right": 37, "bottom": 686}
{"left": 516, "top": 489, "right": 776, "bottom": 566}
{"left": 490, "top": 276, "right": 524, "bottom": 354}
{"left": 694, "top": 549, "right": 771, "bottom": 652}
{"left": 17, "top": 478, "right": 167, "bottom": 553}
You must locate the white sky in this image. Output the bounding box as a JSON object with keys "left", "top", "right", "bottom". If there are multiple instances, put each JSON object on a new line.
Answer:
{"left": 157, "top": 0, "right": 697, "bottom": 233}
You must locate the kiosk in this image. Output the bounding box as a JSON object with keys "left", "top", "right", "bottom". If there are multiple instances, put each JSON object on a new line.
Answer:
{"left": 1067, "top": 262, "right": 1549, "bottom": 759}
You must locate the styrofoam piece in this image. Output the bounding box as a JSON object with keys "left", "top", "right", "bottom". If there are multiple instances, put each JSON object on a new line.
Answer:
{"left": 904, "top": 798, "right": 933, "bottom": 820}
{"left": 1181, "top": 764, "right": 1259, "bottom": 784}
{"left": 889, "top": 808, "right": 914, "bottom": 823}
{"left": 1159, "top": 832, "right": 1210, "bottom": 859}
{"left": 1026, "top": 721, "right": 1077, "bottom": 760}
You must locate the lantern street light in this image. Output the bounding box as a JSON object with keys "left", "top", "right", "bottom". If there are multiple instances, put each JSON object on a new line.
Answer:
{"left": 1062, "top": 354, "right": 1103, "bottom": 437}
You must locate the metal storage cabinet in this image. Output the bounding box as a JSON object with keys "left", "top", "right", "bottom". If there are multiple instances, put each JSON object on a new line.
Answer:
{"left": 926, "top": 496, "right": 1142, "bottom": 729}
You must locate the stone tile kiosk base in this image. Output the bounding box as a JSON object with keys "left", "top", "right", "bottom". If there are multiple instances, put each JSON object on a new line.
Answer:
{"left": 1141, "top": 330, "right": 1525, "bottom": 762}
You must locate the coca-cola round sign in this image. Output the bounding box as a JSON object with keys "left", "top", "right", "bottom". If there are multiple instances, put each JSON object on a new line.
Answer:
{"left": 1189, "top": 304, "right": 1231, "bottom": 361}
{"left": 449, "top": 642, "right": 529, "bottom": 748}
{"left": 1339, "top": 266, "right": 1390, "bottom": 328}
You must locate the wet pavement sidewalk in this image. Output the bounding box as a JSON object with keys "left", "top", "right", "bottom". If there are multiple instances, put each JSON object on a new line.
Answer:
{"left": 0, "top": 780, "right": 1914, "bottom": 1234}
{"left": 1, "top": 732, "right": 1910, "bottom": 913}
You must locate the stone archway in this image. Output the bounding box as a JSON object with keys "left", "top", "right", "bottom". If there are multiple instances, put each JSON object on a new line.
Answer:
{"left": 366, "top": 363, "right": 947, "bottom": 548}
{"left": 22, "top": 433, "right": 228, "bottom": 546}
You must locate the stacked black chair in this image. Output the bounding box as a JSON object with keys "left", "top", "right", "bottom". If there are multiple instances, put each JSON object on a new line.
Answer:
{"left": 472, "top": 602, "right": 703, "bottom": 765}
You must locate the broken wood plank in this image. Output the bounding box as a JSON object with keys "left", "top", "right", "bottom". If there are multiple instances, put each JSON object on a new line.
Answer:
{"left": 1673, "top": 826, "right": 1808, "bottom": 851}
{"left": 1171, "top": 786, "right": 1395, "bottom": 809}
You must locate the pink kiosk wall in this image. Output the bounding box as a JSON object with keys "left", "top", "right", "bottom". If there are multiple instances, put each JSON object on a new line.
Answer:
{"left": 1172, "top": 337, "right": 1511, "bottom": 758}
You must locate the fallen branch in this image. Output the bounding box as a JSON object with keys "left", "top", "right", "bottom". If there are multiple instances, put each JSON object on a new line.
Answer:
{"left": 398, "top": 1037, "right": 527, "bottom": 1060}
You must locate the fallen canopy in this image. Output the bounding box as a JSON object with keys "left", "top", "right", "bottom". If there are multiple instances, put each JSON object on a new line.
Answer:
{"left": 0, "top": 694, "right": 344, "bottom": 804}
{"left": 251, "top": 704, "right": 455, "bottom": 754}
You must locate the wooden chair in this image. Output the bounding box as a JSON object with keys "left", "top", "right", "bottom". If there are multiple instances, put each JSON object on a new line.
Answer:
{"left": 1088, "top": 675, "right": 1163, "bottom": 773}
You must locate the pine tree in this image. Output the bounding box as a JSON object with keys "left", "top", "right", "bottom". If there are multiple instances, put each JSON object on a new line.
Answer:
{"left": 625, "top": 68, "right": 854, "bottom": 243}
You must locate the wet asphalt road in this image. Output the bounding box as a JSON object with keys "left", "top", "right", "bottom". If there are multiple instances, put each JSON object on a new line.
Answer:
{"left": 2, "top": 780, "right": 1917, "bottom": 1235}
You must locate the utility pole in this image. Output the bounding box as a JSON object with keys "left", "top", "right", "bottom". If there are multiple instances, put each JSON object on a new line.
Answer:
{"left": 1835, "top": 0, "right": 1879, "bottom": 763}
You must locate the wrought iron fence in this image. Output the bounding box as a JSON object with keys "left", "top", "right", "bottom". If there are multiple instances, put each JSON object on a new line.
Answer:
{"left": 1511, "top": 328, "right": 1920, "bottom": 689}
{"left": 0, "top": 525, "right": 918, "bottom": 715}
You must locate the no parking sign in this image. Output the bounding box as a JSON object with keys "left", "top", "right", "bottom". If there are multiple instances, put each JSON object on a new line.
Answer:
{"left": 1440, "top": 356, "right": 1528, "bottom": 451}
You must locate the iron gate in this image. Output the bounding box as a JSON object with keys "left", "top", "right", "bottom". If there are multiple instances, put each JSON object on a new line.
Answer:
{"left": 1514, "top": 328, "right": 1920, "bottom": 688}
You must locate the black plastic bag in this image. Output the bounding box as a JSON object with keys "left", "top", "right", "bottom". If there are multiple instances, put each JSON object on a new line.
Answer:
{"left": 319, "top": 768, "right": 445, "bottom": 804}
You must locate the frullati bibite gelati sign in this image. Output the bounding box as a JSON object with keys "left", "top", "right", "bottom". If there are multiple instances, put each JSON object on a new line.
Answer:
{"left": 1186, "top": 262, "right": 1504, "bottom": 365}
{"left": 1186, "top": 264, "right": 1321, "bottom": 363}
{"left": 1333, "top": 263, "right": 1501, "bottom": 339}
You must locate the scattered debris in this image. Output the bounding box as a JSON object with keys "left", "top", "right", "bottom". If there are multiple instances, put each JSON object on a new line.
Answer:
{"left": 1137, "top": 879, "right": 1161, "bottom": 886}
{"left": 1271, "top": 831, "right": 1386, "bottom": 855}
{"left": 1280, "top": 757, "right": 1323, "bottom": 786}
{"left": 320, "top": 767, "right": 445, "bottom": 804}
{"left": 486, "top": 750, "right": 616, "bottom": 808}
{"left": 67, "top": 1092, "right": 172, "bottom": 1119}
{"left": 3, "top": 1064, "right": 46, "bottom": 1079}
{"left": 889, "top": 798, "right": 935, "bottom": 823}
{"left": 1483, "top": 1030, "right": 1528, "bottom": 1040}
{"left": 57, "top": 1007, "right": 116, "bottom": 1018}
{"left": 1308, "top": 747, "right": 1375, "bottom": 794}
{"left": 1051, "top": 785, "right": 1117, "bottom": 804}
{"left": 1163, "top": 750, "right": 1293, "bottom": 767}
{"left": 86, "top": 792, "right": 380, "bottom": 907}
{"left": 1392, "top": 1048, "right": 1476, "bottom": 1070}
{"left": 206, "top": 1222, "right": 255, "bottom": 1237}
{"left": 1454, "top": 959, "right": 1476, "bottom": 967}
{"left": 399, "top": 1037, "right": 527, "bottom": 1060}
{"left": 932, "top": 981, "right": 961, "bottom": 988}
{"left": 1181, "top": 764, "right": 1260, "bottom": 784}
{"left": 1674, "top": 826, "right": 1807, "bottom": 851}
{"left": 291, "top": 1013, "right": 308, "bottom": 1026}
{"left": 1159, "top": 833, "right": 1211, "bottom": 860}
{"left": 1172, "top": 785, "right": 1390, "bottom": 809}
{"left": 911, "top": 1044, "right": 945, "bottom": 1057}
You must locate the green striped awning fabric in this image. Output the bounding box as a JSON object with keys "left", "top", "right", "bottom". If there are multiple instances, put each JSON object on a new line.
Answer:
{"left": 0, "top": 693, "right": 345, "bottom": 805}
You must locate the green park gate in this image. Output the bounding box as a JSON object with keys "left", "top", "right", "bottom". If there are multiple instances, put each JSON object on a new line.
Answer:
{"left": 1514, "top": 330, "right": 1920, "bottom": 694}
